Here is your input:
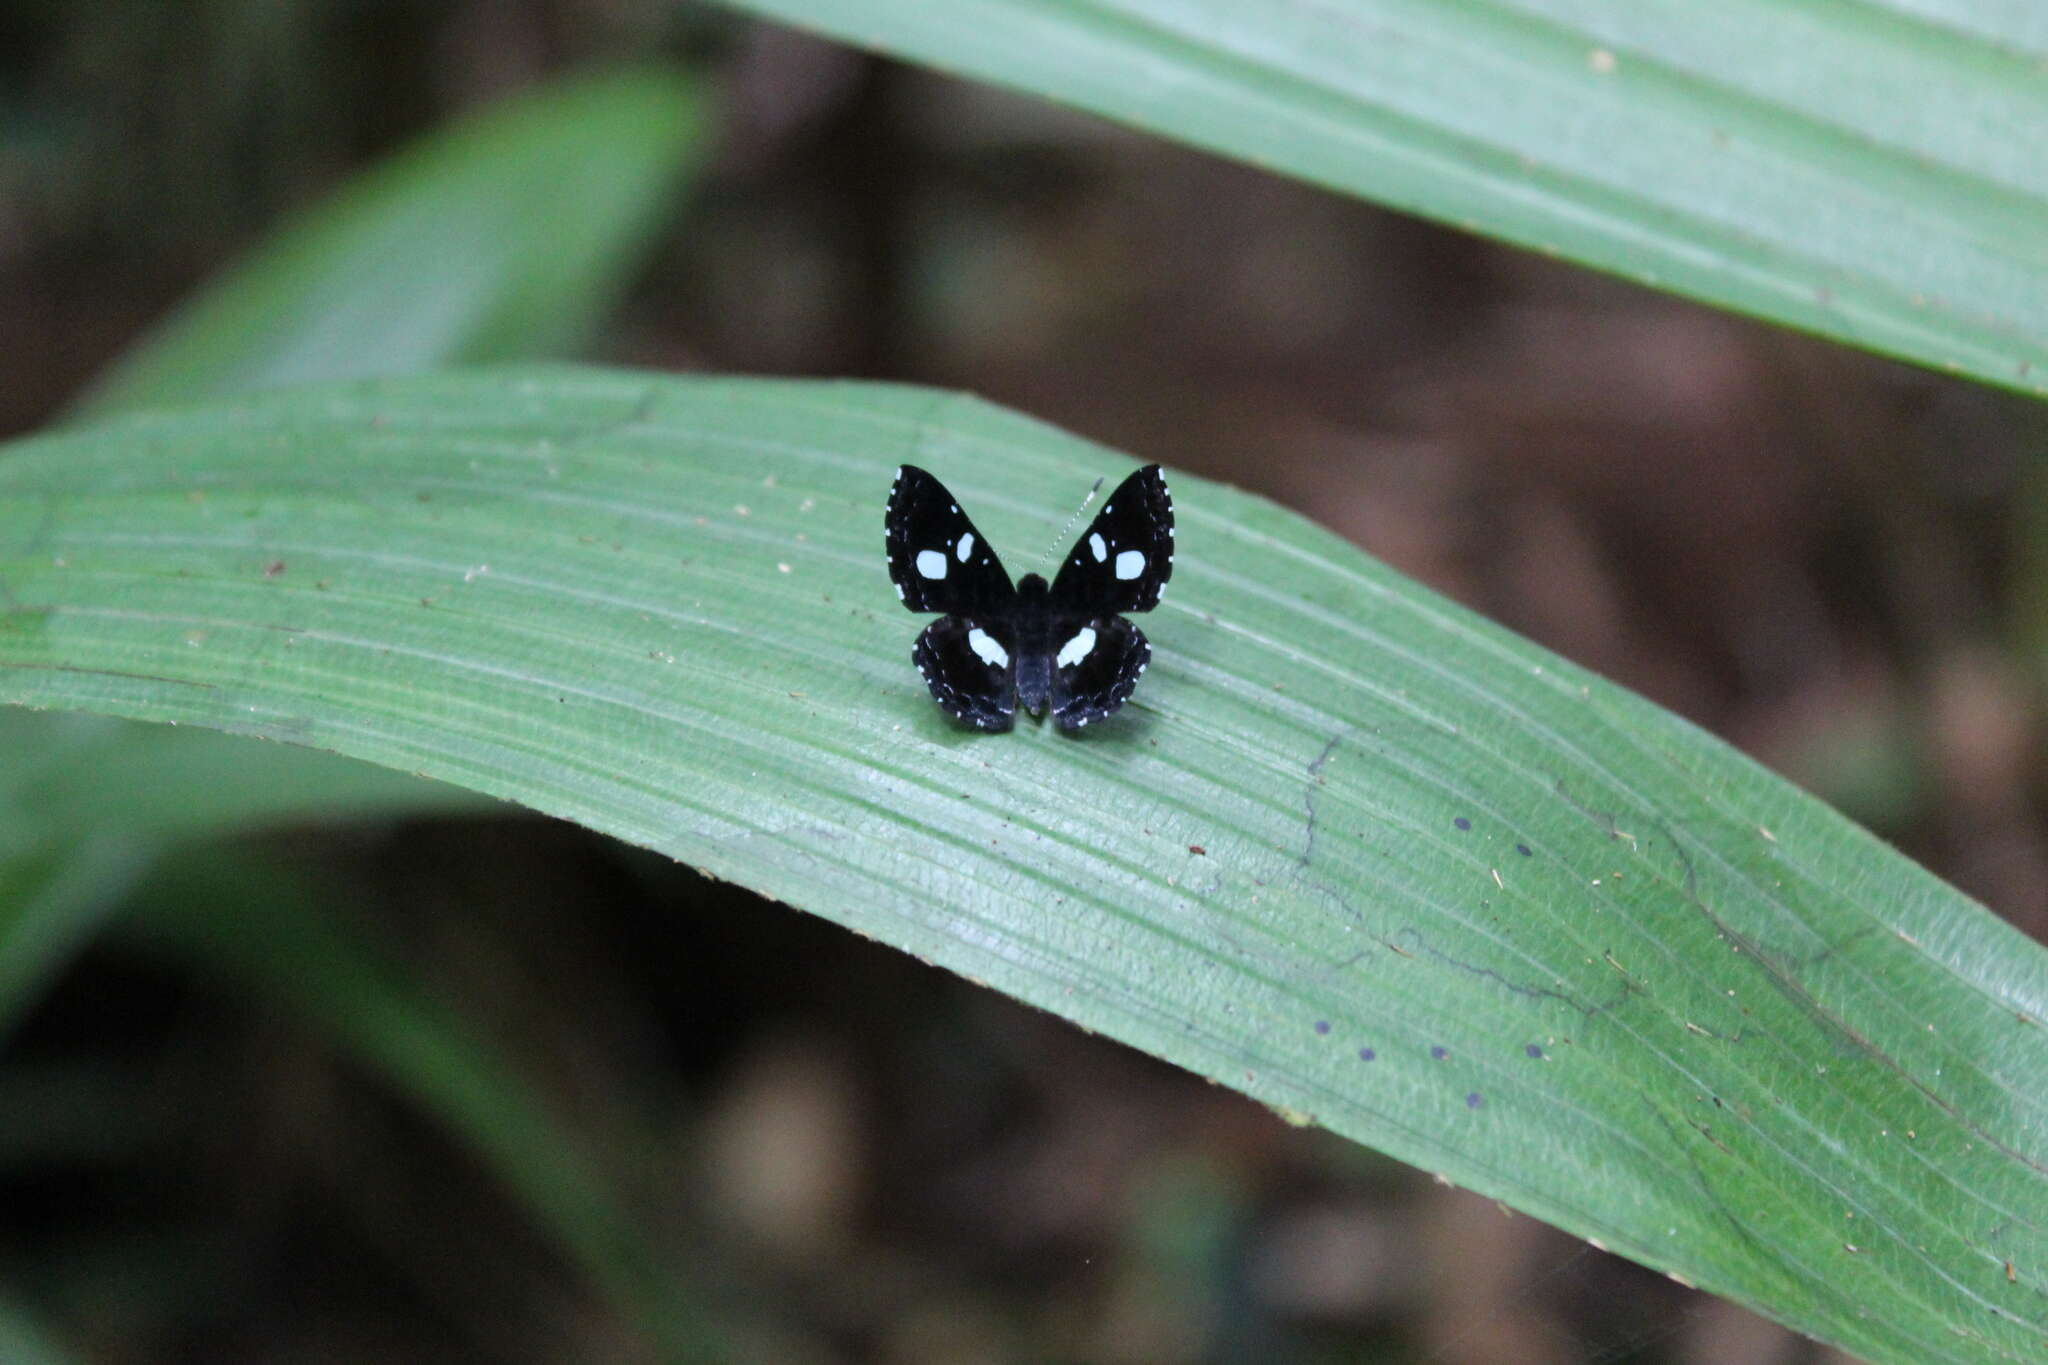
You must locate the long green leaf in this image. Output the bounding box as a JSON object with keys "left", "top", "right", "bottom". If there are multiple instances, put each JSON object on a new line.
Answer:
{"left": 0, "top": 370, "right": 2043, "bottom": 1364}
{"left": 713, "top": 0, "right": 2048, "bottom": 399}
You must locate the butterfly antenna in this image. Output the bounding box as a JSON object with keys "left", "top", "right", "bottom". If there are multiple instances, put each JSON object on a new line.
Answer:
{"left": 1042, "top": 476, "right": 1105, "bottom": 566}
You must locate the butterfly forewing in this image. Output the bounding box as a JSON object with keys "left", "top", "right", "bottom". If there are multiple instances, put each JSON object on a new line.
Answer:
{"left": 886, "top": 465, "right": 1015, "bottom": 615}
{"left": 1048, "top": 465, "right": 1173, "bottom": 616}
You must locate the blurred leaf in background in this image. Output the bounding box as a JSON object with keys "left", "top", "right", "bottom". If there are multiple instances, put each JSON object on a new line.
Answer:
{"left": 716, "top": 0, "right": 2048, "bottom": 400}
{"left": 79, "top": 64, "right": 707, "bottom": 413}
{"left": 0, "top": 1287, "right": 74, "bottom": 1365}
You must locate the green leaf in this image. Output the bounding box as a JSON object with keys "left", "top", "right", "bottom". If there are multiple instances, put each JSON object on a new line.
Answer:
{"left": 0, "top": 1291, "right": 78, "bottom": 1365}
{"left": 0, "top": 710, "right": 494, "bottom": 1044}
{"left": 0, "top": 710, "right": 495, "bottom": 851}
{"left": 712, "top": 0, "right": 2048, "bottom": 399}
{"left": 78, "top": 65, "right": 709, "bottom": 415}
{"left": 117, "top": 848, "right": 722, "bottom": 1359}
{"left": 0, "top": 370, "right": 2044, "bottom": 1364}
{"left": 0, "top": 836, "right": 152, "bottom": 1041}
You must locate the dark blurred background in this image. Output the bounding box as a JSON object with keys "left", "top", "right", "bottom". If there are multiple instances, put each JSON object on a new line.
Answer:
{"left": 3, "top": 3, "right": 2043, "bottom": 1362}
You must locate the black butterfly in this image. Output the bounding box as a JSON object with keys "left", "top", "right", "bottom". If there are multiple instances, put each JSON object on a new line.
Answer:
{"left": 886, "top": 464, "right": 1174, "bottom": 731}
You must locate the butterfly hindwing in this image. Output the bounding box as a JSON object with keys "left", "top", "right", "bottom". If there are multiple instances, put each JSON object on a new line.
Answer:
{"left": 1049, "top": 616, "right": 1149, "bottom": 731}
{"left": 886, "top": 465, "right": 1016, "bottom": 615}
{"left": 913, "top": 616, "right": 1017, "bottom": 731}
{"left": 1048, "top": 465, "right": 1173, "bottom": 616}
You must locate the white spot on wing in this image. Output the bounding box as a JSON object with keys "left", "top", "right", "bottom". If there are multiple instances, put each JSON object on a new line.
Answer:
{"left": 1114, "top": 549, "right": 1145, "bottom": 580}
{"left": 916, "top": 549, "right": 948, "bottom": 580}
{"left": 956, "top": 531, "right": 976, "bottom": 563}
{"left": 1089, "top": 532, "right": 1107, "bottom": 562}
{"left": 1056, "top": 626, "right": 1097, "bottom": 668}
{"left": 894, "top": 582, "right": 905, "bottom": 601}
{"left": 967, "top": 628, "right": 1008, "bottom": 669}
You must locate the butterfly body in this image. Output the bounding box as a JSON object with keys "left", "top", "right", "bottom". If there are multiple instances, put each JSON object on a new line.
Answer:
{"left": 886, "top": 465, "right": 1173, "bottom": 732}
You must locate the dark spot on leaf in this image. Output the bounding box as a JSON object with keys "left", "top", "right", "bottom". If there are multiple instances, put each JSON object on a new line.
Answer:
{"left": 1431, "top": 1046, "right": 1449, "bottom": 1060}
{"left": 1357, "top": 1047, "right": 1376, "bottom": 1062}
{"left": 1525, "top": 1044, "right": 1544, "bottom": 1059}
{"left": 1466, "top": 1092, "right": 1483, "bottom": 1109}
{"left": 1454, "top": 817, "right": 1471, "bottom": 831}
{"left": 1515, "top": 843, "right": 1532, "bottom": 857}
{"left": 1313, "top": 1020, "right": 1331, "bottom": 1036}
{"left": 263, "top": 560, "right": 286, "bottom": 578}
{"left": 1188, "top": 844, "right": 1206, "bottom": 856}
{"left": 0, "top": 607, "right": 51, "bottom": 638}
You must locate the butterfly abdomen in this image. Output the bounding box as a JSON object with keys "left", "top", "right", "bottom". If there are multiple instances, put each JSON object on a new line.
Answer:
{"left": 1010, "top": 574, "right": 1054, "bottom": 715}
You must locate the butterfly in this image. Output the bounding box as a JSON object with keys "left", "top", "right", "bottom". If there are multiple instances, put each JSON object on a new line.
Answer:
{"left": 886, "top": 464, "right": 1174, "bottom": 731}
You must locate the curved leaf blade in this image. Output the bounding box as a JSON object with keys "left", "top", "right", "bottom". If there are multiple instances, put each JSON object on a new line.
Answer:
{"left": 79, "top": 65, "right": 709, "bottom": 415}
{"left": 0, "top": 370, "right": 2043, "bottom": 1363}
{"left": 714, "top": 0, "right": 2048, "bottom": 398}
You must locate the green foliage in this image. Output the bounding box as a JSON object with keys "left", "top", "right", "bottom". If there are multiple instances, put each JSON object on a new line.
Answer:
{"left": 2, "top": 370, "right": 2042, "bottom": 1364}
{"left": 8, "top": 5, "right": 2048, "bottom": 1361}
{"left": 0, "top": 1289, "right": 77, "bottom": 1365}
{"left": 716, "top": 0, "right": 2048, "bottom": 399}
